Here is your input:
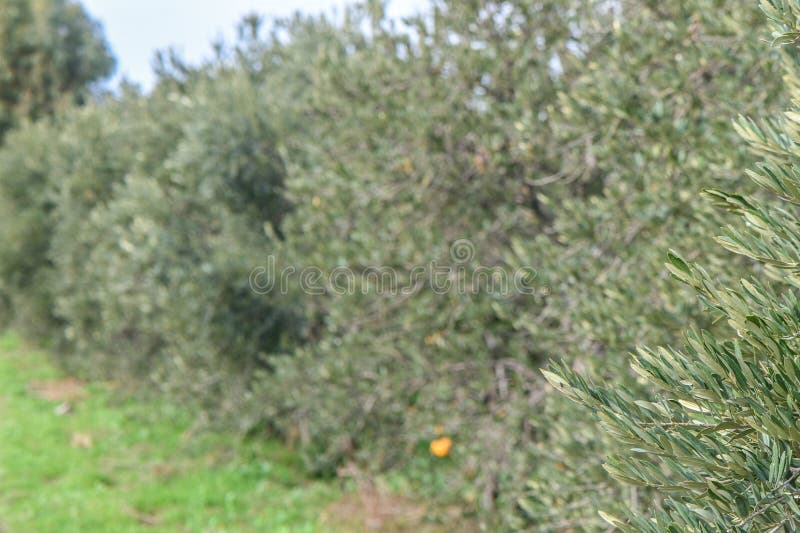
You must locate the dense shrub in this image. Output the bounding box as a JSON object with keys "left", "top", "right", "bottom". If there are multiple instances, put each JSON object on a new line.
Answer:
{"left": 0, "top": 120, "right": 60, "bottom": 337}
{"left": 0, "top": 53, "right": 299, "bottom": 407}
{"left": 255, "top": 1, "right": 785, "bottom": 527}
{"left": 0, "top": 0, "right": 113, "bottom": 335}
{"left": 512, "top": 1, "right": 786, "bottom": 527}
{"left": 49, "top": 73, "right": 300, "bottom": 409}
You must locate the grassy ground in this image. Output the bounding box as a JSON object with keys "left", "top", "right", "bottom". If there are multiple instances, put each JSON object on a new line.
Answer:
{"left": 0, "top": 331, "right": 346, "bottom": 532}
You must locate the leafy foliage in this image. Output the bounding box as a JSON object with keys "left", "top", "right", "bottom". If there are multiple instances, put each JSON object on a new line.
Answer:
{"left": 547, "top": 1, "right": 800, "bottom": 529}
{"left": 0, "top": 0, "right": 794, "bottom": 529}
{"left": 0, "top": 0, "right": 114, "bottom": 136}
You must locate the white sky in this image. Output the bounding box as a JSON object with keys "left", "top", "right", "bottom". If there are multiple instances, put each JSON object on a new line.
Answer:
{"left": 80, "top": 0, "right": 429, "bottom": 90}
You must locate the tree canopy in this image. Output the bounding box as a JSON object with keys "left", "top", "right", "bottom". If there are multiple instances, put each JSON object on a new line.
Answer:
{"left": 0, "top": 0, "right": 114, "bottom": 137}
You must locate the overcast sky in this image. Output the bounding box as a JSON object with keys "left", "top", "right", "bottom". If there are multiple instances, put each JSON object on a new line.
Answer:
{"left": 80, "top": 0, "right": 429, "bottom": 90}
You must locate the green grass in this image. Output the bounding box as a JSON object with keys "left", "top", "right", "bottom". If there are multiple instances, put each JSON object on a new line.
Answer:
{"left": 0, "top": 332, "right": 342, "bottom": 533}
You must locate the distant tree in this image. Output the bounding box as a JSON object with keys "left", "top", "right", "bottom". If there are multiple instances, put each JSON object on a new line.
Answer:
{"left": 0, "top": 0, "right": 114, "bottom": 137}
{"left": 0, "top": 0, "right": 113, "bottom": 335}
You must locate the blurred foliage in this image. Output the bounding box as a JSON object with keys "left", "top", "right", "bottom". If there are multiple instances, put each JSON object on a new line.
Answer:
{"left": 0, "top": 0, "right": 114, "bottom": 136}
{"left": 0, "top": 0, "right": 793, "bottom": 530}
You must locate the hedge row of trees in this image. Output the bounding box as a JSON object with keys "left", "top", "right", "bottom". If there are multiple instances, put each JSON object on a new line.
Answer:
{"left": 1, "top": 0, "right": 798, "bottom": 529}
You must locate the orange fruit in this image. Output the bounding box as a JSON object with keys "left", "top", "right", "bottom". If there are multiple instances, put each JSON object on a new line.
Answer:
{"left": 430, "top": 436, "right": 452, "bottom": 458}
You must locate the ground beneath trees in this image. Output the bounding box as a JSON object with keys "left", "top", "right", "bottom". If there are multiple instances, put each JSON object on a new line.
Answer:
{"left": 0, "top": 332, "right": 442, "bottom": 532}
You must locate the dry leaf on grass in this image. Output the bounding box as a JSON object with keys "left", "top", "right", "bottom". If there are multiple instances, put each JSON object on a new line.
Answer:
{"left": 124, "top": 507, "right": 161, "bottom": 527}
{"left": 70, "top": 432, "right": 93, "bottom": 448}
{"left": 54, "top": 402, "right": 72, "bottom": 416}
{"left": 28, "top": 378, "right": 87, "bottom": 402}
